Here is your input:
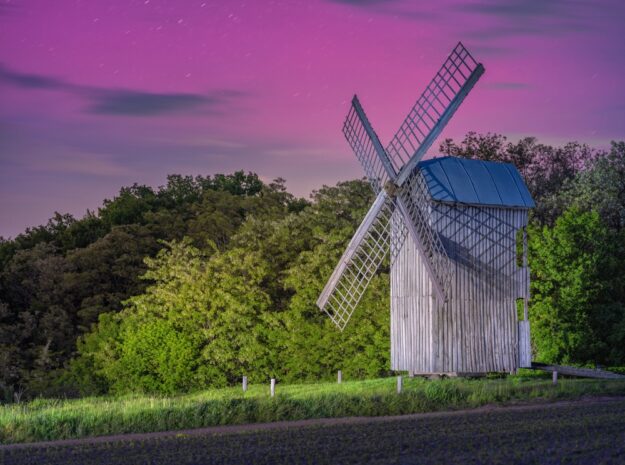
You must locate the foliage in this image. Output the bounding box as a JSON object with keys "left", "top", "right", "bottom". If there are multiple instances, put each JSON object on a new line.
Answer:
{"left": 0, "top": 171, "right": 302, "bottom": 399}
{"left": 528, "top": 208, "right": 625, "bottom": 365}
{"left": 72, "top": 180, "right": 389, "bottom": 395}
{"left": 73, "top": 239, "right": 276, "bottom": 394}
{"left": 2, "top": 136, "right": 625, "bottom": 400}
{"left": 442, "top": 134, "right": 625, "bottom": 366}
{"left": 558, "top": 141, "right": 625, "bottom": 230}
{"left": 440, "top": 132, "right": 600, "bottom": 225}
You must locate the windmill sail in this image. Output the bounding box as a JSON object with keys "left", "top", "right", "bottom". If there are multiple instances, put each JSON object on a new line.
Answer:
{"left": 386, "top": 42, "right": 485, "bottom": 300}
{"left": 317, "top": 191, "right": 394, "bottom": 330}
{"left": 318, "top": 41, "right": 485, "bottom": 329}
{"left": 396, "top": 171, "right": 452, "bottom": 302}
{"left": 343, "top": 96, "right": 395, "bottom": 193}
{"left": 392, "top": 42, "right": 484, "bottom": 185}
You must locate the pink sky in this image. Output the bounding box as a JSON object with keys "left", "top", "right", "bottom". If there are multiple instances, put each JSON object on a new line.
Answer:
{"left": 1, "top": 0, "right": 624, "bottom": 238}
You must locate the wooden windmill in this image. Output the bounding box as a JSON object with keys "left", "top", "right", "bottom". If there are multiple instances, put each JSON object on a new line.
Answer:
{"left": 317, "top": 43, "right": 534, "bottom": 375}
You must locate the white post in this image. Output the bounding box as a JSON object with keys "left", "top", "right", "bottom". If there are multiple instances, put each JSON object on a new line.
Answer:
{"left": 242, "top": 376, "right": 248, "bottom": 392}
{"left": 270, "top": 378, "right": 276, "bottom": 397}
{"left": 337, "top": 370, "right": 342, "bottom": 384}
{"left": 397, "top": 375, "right": 403, "bottom": 394}
{"left": 552, "top": 371, "right": 558, "bottom": 385}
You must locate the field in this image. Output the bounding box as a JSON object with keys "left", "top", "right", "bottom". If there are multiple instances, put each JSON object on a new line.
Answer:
{"left": 2, "top": 397, "right": 625, "bottom": 464}
{"left": 2, "top": 373, "right": 625, "bottom": 446}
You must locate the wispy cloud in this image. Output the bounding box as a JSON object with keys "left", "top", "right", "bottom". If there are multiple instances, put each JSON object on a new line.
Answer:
{"left": 484, "top": 81, "right": 529, "bottom": 90}
{"left": 327, "top": 0, "right": 397, "bottom": 6}
{"left": 87, "top": 90, "right": 211, "bottom": 116}
{"left": 459, "top": 0, "right": 594, "bottom": 39}
{"left": 458, "top": 0, "right": 576, "bottom": 19}
{"left": 42, "top": 151, "right": 132, "bottom": 177}
{"left": 326, "top": 0, "right": 438, "bottom": 20}
{"left": 0, "top": 3, "right": 21, "bottom": 17}
{"left": 167, "top": 136, "right": 247, "bottom": 149}
{"left": 470, "top": 45, "right": 512, "bottom": 57}
{"left": 0, "top": 64, "right": 67, "bottom": 89}
{"left": 0, "top": 63, "right": 246, "bottom": 117}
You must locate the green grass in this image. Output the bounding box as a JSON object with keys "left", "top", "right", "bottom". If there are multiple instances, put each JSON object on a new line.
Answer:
{"left": 5, "top": 398, "right": 625, "bottom": 464}
{"left": 2, "top": 374, "right": 625, "bottom": 444}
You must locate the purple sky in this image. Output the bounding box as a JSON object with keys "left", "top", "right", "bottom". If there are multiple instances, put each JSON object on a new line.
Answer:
{"left": 1, "top": 0, "right": 624, "bottom": 239}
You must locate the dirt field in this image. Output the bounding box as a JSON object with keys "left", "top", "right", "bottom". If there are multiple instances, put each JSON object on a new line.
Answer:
{"left": 3, "top": 397, "right": 625, "bottom": 464}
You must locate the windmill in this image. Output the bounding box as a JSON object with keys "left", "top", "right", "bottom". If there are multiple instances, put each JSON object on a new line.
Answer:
{"left": 317, "top": 42, "right": 534, "bottom": 375}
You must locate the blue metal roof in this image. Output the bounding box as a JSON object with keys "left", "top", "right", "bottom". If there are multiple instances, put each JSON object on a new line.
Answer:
{"left": 417, "top": 156, "right": 535, "bottom": 208}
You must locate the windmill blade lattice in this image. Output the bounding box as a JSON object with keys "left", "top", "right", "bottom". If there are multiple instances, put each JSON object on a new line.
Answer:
{"left": 396, "top": 170, "right": 452, "bottom": 301}
{"left": 390, "top": 43, "right": 484, "bottom": 184}
{"left": 317, "top": 192, "right": 395, "bottom": 330}
{"left": 318, "top": 41, "right": 485, "bottom": 330}
{"left": 343, "top": 95, "right": 410, "bottom": 263}
{"left": 343, "top": 96, "right": 393, "bottom": 194}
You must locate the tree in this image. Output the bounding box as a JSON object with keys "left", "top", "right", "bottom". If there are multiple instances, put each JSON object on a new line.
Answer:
{"left": 73, "top": 240, "right": 274, "bottom": 394}
{"left": 440, "top": 133, "right": 600, "bottom": 225}
{"left": 0, "top": 171, "right": 295, "bottom": 397}
{"left": 559, "top": 141, "right": 625, "bottom": 231}
{"left": 276, "top": 180, "right": 390, "bottom": 381}
{"left": 71, "top": 179, "right": 393, "bottom": 394}
{"left": 0, "top": 243, "right": 74, "bottom": 397}
{"left": 528, "top": 207, "right": 625, "bottom": 365}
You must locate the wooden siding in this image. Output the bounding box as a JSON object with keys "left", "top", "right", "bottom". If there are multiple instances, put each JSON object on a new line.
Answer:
{"left": 518, "top": 321, "right": 532, "bottom": 368}
{"left": 390, "top": 203, "right": 530, "bottom": 373}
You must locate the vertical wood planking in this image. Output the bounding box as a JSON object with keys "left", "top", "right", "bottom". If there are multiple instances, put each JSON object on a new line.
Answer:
{"left": 391, "top": 201, "right": 530, "bottom": 374}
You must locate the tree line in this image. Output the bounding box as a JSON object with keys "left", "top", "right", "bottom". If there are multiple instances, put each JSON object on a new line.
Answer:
{"left": 0, "top": 136, "right": 624, "bottom": 400}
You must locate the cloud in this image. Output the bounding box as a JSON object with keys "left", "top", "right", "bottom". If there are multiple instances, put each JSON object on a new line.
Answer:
{"left": 484, "top": 82, "right": 529, "bottom": 90}
{"left": 459, "top": 0, "right": 574, "bottom": 19}
{"left": 87, "top": 90, "right": 212, "bottom": 116}
{"left": 0, "top": 63, "right": 246, "bottom": 117}
{"left": 328, "top": 0, "right": 397, "bottom": 6}
{"left": 470, "top": 45, "right": 511, "bottom": 57}
{"left": 41, "top": 151, "right": 133, "bottom": 177}
{"left": 0, "top": 3, "right": 20, "bottom": 16}
{"left": 465, "top": 22, "right": 586, "bottom": 40}
{"left": 325, "top": 0, "right": 438, "bottom": 20}
{"left": 263, "top": 147, "right": 337, "bottom": 159}
{"left": 165, "top": 136, "right": 247, "bottom": 149}
{"left": 459, "top": 0, "right": 594, "bottom": 39}
{"left": 0, "top": 64, "right": 67, "bottom": 89}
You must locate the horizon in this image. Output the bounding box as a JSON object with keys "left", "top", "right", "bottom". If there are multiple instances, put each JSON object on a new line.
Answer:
{"left": 1, "top": 0, "right": 625, "bottom": 239}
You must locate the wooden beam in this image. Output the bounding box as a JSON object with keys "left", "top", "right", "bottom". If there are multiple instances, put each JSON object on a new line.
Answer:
{"left": 531, "top": 362, "right": 625, "bottom": 379}
{"left": 351, "top": 95, "right": 397, "bottom": 179}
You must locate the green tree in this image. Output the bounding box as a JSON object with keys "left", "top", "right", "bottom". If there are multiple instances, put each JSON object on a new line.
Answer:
{"left": 440, "top": 133, "right": 600, "bottom": 225}
{"left": 74, "top": 240, "right": 274, "bottom": 394}
{"left": 1, "top": 171, "right": 296, "bottom": 398}
{"left": 276, "top": 180, "right": 390, "bottom": 381}
{"left": 559, "top": 141, "right": 625, "bottom": 231}
{"left": 529, "top": 207, "right": 625, "bottom": 365}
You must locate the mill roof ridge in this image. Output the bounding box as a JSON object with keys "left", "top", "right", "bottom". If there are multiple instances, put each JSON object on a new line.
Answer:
{"left": 416, "top": 156, "right": 535, "bottom": 209}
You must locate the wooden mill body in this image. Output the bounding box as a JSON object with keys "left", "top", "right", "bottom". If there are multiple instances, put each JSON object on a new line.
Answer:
{"left": 390, "top": 160, "right": 533, "bottom": 375}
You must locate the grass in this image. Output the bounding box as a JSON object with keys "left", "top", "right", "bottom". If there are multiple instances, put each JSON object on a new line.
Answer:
{"left": 5, "top": 398, "right": 625, "bottom": 464}
{"left": 2, "top": 374, "right": 625, "bottom": 444}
